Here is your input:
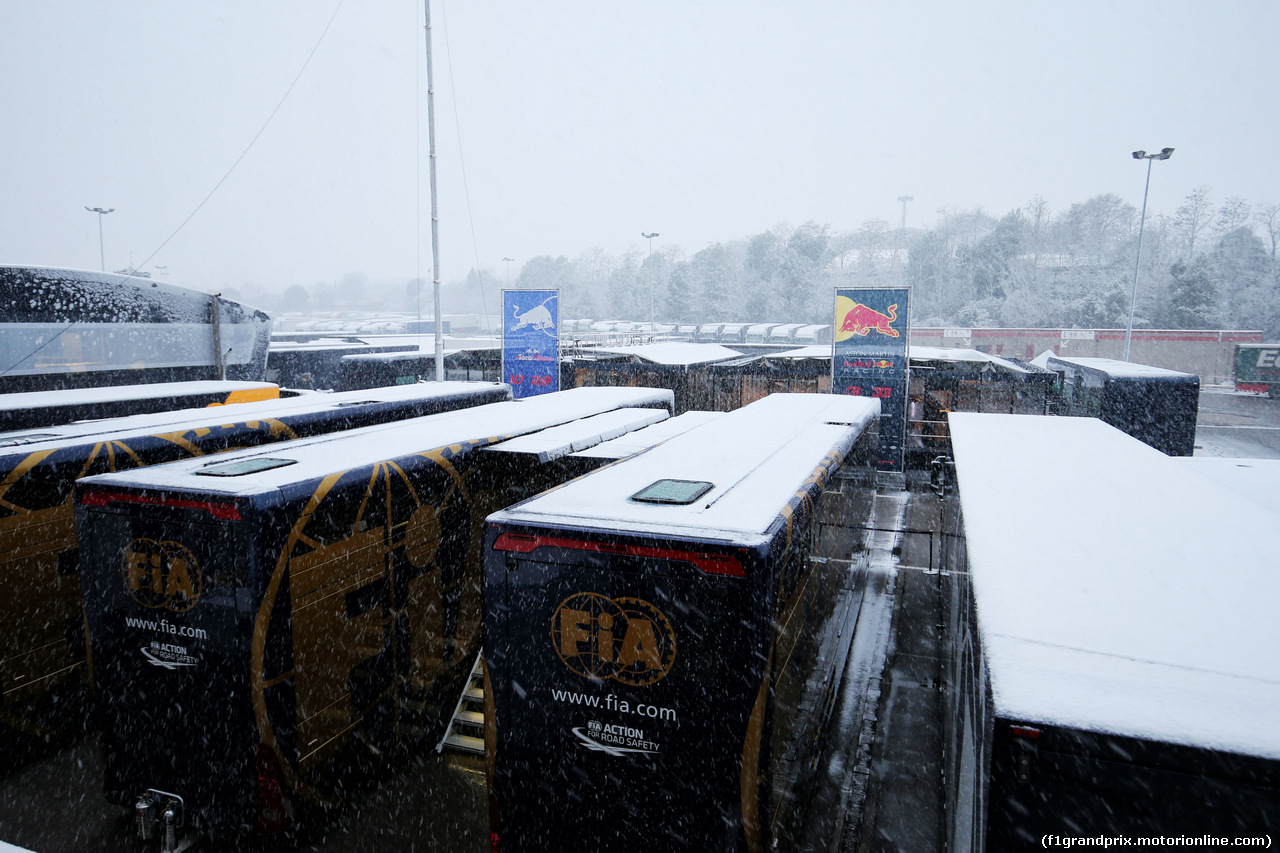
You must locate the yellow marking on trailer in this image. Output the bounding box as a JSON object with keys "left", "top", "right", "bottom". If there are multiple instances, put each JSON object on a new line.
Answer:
{"left": 210, "top": 387, "right": 280, "bottom": 406}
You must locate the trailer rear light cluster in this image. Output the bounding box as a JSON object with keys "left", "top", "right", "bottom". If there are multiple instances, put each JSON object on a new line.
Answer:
{"left": 1010, "top": 725, "right": 1041, "bottom": 739}
{"left": 254, "top": 743, "right": 293, "bottom": 834}
{"left": 80, "top": 489, "right": 243, "bottom": 521}
{"left": 489, "top": 793, "right": 502, "bottom": 853}
{"left": 493, "top": 532, "right": 745, "bottom": 577}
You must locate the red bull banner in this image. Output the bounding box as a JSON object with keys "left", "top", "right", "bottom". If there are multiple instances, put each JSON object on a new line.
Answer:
{"left": 833, "top": 287, "right": 910, "bottom": 472}
{"left": 503, "top": 289, "right": 560, "bottom": 399}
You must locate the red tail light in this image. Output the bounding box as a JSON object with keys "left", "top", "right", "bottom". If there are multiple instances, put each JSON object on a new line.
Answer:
{"left": 254, "top": 743, "right": 294, "bottom": 834}
{"left": 493, "top": 532, "right": 745, "bottom": 577}
{"left": 80, "top": 489, "right": 242, "bottom": 521}
{"left": 489, "top": 792, "right": 502, "bottom": 853}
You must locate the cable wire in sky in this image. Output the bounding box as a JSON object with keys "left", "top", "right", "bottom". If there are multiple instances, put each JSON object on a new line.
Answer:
{"left": 439, "top": 0, "right": 493, "bottom": 322}
{"left": 130, "top": 0, "right": 346, "bottom": 280}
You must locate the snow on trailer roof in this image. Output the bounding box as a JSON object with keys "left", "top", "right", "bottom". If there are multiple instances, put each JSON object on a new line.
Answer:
{"left": 764, "top": 345, "right": 1041, "bottom": 375}
{"left": 948, "top": 413, "right": 1280, "bottom": 760}
{"left": 0, "top": 382, "right": 503, "bottom": 449}
{"left": 575, "top": 342, "right": 743, "bottom": 366}
{"left": 78, "top": 387, "right": 675, "bottom": 495}
{"left": 483, "top": 408, "right": 669, "bottom": 463}
{"left": 768, "top": 323, "right": 806, "bottom": 339}
{"left": 489, "top": 394, "right": 879, "bottom": 543}
{"left": 0, "top": 380, "right": 278, "bottom": 413}
{"left": 572, "top": 411, "right": 726, "bottom": 461}
{"left": 1173, "top": 457, "right": 1280, "bottom": 517}
{"left": 1046, "top": 355, "right": 1198, "bottom": 381}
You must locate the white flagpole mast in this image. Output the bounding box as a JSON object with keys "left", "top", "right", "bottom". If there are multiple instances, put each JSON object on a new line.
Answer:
{"left": 424, "top": 0, "right": 444, "bottom": 381}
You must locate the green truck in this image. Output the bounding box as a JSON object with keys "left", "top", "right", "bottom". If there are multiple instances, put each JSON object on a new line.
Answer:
{"left": 1234, "top": 343, "right": 1280, "bottom": 396}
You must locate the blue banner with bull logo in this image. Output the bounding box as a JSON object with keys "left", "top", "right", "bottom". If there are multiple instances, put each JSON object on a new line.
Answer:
{"left": 502, "top": 289, "right": 560, "bottom": 399}
{"left": 833, "top": 286, "right": 910, "bottom": 473}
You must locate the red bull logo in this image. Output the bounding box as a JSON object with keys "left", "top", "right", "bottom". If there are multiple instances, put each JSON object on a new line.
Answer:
{"left": 873, "top": 359, "right": 894, "bottom": 368}
{"left": 838, "top": 302, "right": 899, "bottom": 338}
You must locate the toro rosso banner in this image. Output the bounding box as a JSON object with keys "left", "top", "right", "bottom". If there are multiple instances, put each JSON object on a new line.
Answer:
{"left": 833, "top": 286, "right": 910, "bottom": 473}
{"left": 503, "top": 289, "right": 560, "bottom": 399}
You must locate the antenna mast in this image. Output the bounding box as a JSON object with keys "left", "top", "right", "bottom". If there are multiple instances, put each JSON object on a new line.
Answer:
{"left": 424, "top": 0, "right": 444, "bottom": 381}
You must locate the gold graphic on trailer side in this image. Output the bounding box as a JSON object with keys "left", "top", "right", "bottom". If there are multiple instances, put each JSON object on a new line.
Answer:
{"left": 122, "top": 539, "right": 202, "bottom": 612}
{"left": 552, "top": 593, "right": 676, "bottom": 686}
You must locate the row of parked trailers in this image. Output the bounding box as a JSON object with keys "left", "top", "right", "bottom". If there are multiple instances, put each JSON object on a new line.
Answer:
{"left": 560, "top": 320, "right": 834, "bottom": 346}
{"left": 5, "top": 374, "right": 1263, "bottom": 848}
{"left": 0, "top": 382, "right": 513, "bottom": 742}
{"left": 266, "top": 336, "right": 1204, "bottom": 464}
{"left": 1, "top": 376, "right": 887, "bottom": 849}
{"left": 74, "top": 385, "right": 685, "bottom": 842}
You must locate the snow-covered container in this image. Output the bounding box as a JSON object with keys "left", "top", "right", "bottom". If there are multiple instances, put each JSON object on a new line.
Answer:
{"left": 945, "top": 413, "right": 1280, "bottom": 848}
{"left": 0, "top": 265, "right": 272, "bottom": 393}
{"left": 483, "top": 393, "right": 880, "bottom": 850}
{"left": 74, "top": 386, "right": 675, "bottom": 838}
{"left": 0, "top": 381, "right": 510, "bottom": 742}
{"left": 0, "top": 379, "right": 282, "bottom": 433}
{"left": 1045, "top": 355, "right": 1200, "bottom": 455}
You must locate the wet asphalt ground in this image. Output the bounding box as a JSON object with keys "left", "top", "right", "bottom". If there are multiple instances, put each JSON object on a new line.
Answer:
{"left": 2, "top": 388, "right": 1275, "bottom": 852}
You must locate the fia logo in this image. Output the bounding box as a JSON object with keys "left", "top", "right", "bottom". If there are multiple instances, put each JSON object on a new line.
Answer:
{"left": 551, "top": 593, "right": 676, "bottom": 686}
{"left": 121, "top": 539, "right": 203, "bottom": 612}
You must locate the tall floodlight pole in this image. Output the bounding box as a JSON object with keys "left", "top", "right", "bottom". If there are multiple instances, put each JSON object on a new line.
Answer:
{"left": 85, "top": 207, "right": 114, "bottom": 271}
{"left": 642, "top": 232, "right": 658, "bottom": 332}
{"left": 502, "top": 257, "right": 514, "bottom": 287}
{"left": 1124, "top": 147, "right": 1174, "bottom": 362}
{"left": 895, "top": 196, "right": 914, "bottom": 271}
{"left": 423, "top": 0, "right": 444, "bottom": 381}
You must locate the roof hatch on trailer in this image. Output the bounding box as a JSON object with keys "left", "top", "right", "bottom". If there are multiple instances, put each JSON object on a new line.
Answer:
{"left": 629, "top": 479, "right": 714, "bottom": 506}
{"left": 196, "top": 458, "right": 297, "bottom": 477}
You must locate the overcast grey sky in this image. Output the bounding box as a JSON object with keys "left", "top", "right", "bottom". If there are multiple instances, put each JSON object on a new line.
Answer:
{"left": 2, "top": 1, "right": 1277, "bottom": 295}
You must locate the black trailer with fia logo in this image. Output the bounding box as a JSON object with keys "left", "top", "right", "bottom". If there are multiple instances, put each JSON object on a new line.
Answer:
{"left": 73, "top": 387, "right": 674, "bottom": 841}
{"left": 0, "top": 382, "right": 508, "bottom": 742}
{"left": 483, "top": 393, "right": 881, "bottom": 852}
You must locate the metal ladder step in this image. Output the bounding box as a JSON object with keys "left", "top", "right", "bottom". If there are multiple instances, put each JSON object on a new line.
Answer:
{"left": 437, "top": 653, "right": 487, "bottom": 754}
{"left": 443, "top": 732, "right": 485, "bottom": 754}
{"left": 454, "top": 709, "right": 485, "bottom": 727}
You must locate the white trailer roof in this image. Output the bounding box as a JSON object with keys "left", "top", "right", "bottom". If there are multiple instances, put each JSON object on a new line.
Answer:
{"left": 1173, "top": 457, "right": 1280, "bottom": 517}
{"left": 583, "top": 342, "right": 742, "bottom": 366}
{"left": 949, "top": 413, "right": 1280, "bottom": 759}
{"left": 483, "top": 408, "right": 669, "bottom": 463}
{"left": 490, "top": 394, "right": 879, "bottom": 543}
{"left": 0, "top": 380, "right": 278, "bottom": 413}
{"left": 78, "top": 387, "right": 674, "bottom": 494}
{"left": 1047, "top": 355, "right": 1197, "bottom": 380}
{"left": 572, "top": 411, "right": 726, "bottom": 461}
{"left": 0, "top": 382, "right": 504, "bottom": 449}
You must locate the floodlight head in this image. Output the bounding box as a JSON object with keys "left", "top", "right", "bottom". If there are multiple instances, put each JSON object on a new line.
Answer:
{"left": 1157, "top": 147, "right": 1174, "bottom": 160}
{"left": 1132, "top": 150, "right": 1146, "bottom": 159}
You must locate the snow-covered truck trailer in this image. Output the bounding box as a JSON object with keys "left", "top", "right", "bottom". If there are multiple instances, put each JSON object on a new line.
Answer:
{"left": 0, "top": 265, "right": 272, "bottom": 394}
{"left": 74, "top": 387, "right": 673, "bottom": 839}
{"left": 1233, "top": 343, "right": 1280, "bottom": 396}
{"left": 0, "top": 380, "right": 285, "bottom": 433}
{"left": 944, "top": 413, "right": 1280, "bottom": 849}
{"left": 1044, "top": 355, "right": 1200, "bottom": 456}
{"left": 483, "top": 393, "right": 881, "bottom": 852}
{"left": 0, "top": 382, "right": 508, "bottom": 741}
